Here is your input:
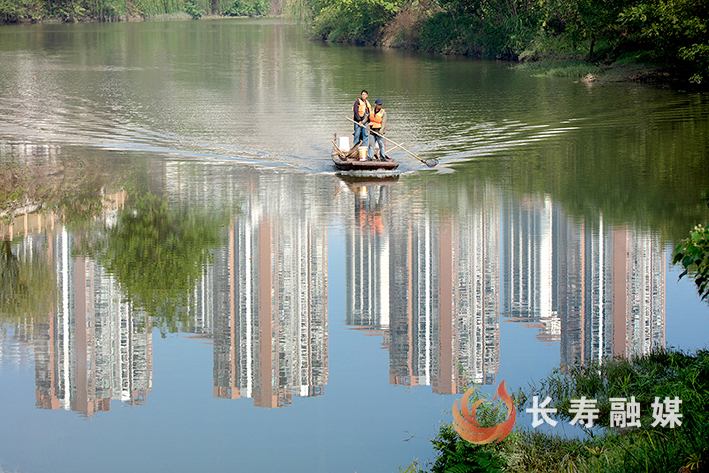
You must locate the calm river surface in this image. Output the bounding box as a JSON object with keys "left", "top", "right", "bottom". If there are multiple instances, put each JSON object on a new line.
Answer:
{"left": 1, "top": 19, "right": 709, "bottom": 473}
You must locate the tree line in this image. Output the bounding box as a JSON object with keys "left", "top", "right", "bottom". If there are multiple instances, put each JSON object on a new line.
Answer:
{"left": 301, "top": 0, "right": 708, "bottom": 84}
{"left": 1, "top": 0, "right": 706, "bottom": 83}
{"left": 0, "top": 0, "right": 274, "bottom": 22}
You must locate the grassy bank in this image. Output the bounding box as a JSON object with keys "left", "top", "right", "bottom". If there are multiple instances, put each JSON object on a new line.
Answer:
{"left": 405, "top": 348, "right": 709, "bottom": 472}
{"left": 511, "top": 57, "right": 668, "bottom": 85}
{"left": 0, "top": 152, "right": 138, "bottom": 224}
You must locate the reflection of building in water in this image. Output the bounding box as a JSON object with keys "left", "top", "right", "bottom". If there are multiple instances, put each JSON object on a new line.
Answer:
{"left": 503, "top": 196, "right": 561, "bottom": 342}
{"left": 346, "top": 185, "right": 390, "bottom": 330}
{"left": 502, "top": 196, "right": 665, "bottom": 364}
{"left": 0, "top": 325, "right": 34, "bottom": 370}
{"left": 179, "top": 169, "right": 330, "bottom": 408}
{"left": 346, "top": 181, "right": 501, "bottom": 393}
{"left": 563, "top": 219, "right": 665, "bottom": 364}
{"left": 22, "top": 230, "right": 153, "bottom": 417}
{"left": 0, "top": 142, "right": 61, "bottom": 167}
{"left": 0, "top": 189, "right": 124, "bottom": 242}
{"left": 0, "top": 189, "right": 152, "bottom": 416}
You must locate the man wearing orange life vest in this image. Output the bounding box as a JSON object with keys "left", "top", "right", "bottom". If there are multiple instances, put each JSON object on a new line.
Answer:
{"left": 368, "top": 98, "right": 387, "bottom": 161}
{"left": 353, "top": 90, "right": 372, "bottom": 148}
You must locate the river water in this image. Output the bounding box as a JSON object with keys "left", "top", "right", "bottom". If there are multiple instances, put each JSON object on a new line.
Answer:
{"left": 1, "top": 19, "right": 709, "bottom": 473}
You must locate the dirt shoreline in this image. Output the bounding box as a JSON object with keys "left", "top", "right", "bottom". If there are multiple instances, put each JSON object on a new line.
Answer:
{"left": 511, "top": 57, "right": 708, "bottom": 91}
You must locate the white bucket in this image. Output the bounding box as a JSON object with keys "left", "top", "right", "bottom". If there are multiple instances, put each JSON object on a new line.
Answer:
{"left": 338, "top": 136, "right": 349, "bottom": 151}
{"left": 358, "top": 146, "right": 367, "bottom": 161}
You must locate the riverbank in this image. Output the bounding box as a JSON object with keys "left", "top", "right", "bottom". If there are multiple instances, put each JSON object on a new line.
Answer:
{"left": 310, "top": 0, "right": 708, "bottom": 89}
{"left": 512, "top": 58, "right": 669, "bottom": 86}
{"left": 409, "top": 348, "right": 709, "bottom": 472}
{"left": 2, "top": 0, "right": 706, "bottom": 89}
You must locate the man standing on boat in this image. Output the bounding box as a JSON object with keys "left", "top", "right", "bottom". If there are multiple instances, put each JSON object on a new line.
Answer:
{"left": 368, "top": 98, "right": 387, "bottom": 161}
{"left": 353, "top": 90, "right": 372, "bottom": 148}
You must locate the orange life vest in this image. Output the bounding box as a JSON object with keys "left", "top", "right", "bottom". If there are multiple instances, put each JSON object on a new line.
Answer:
{"left": 356, "top": 98, "right": 372, "bottom": 119}
{"left": 369, "top": 108, "right": 385, "bottom": 129}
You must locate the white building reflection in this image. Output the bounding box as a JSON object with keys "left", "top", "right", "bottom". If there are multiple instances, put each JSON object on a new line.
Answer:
{"left": 0, "top": 188, "right": 151, "bottom": 417}
{"left": 344, "top": 181, "right": 665, "bottom": 391}
{"left": 0, "top": 158, "right": 668, "bottom": 407}
{"left": 6, "top": 231, "right": 153, "bottom": 417}
{"left": 166, "top": 164, "right": 330, "bottom": 408}
{"left": 344, "top": 179, "right": 501, "bottom": 394}
{"left": 501, "top": 195, "right": 665, "bottom": 364}
{"left": 1, "top": 161, "right": 331, "bottom": 411}
{"left": 203, "top": 210, "right": 329, "bottom": 408}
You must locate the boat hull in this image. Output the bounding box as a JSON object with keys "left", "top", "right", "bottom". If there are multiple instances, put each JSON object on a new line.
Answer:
{"left": 331, "top": 148, "right": 400, "bottom": 171}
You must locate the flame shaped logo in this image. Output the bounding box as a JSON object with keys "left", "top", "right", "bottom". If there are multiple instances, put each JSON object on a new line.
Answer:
{"left": 452, "top": 381, "right": 517, "bottom": 444}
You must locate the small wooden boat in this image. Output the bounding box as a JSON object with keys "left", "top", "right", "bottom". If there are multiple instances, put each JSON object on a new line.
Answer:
{"left": 331, "top": 147, "right": 400, "bottom": 171}
{"left": 332, "top": 138, "right": 400, "bottom": 171}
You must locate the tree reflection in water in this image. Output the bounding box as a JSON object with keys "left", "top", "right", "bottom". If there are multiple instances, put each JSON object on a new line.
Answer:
{"left": 0, "top": 240, "right": 55, "bottom": 325}
{"left": 80, "top": 192, "right": 230, "bottom": 335}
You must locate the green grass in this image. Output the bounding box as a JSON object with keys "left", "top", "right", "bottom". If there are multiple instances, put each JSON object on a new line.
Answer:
{"left": 416, "top": 348, "right": 709, "bottom": 472}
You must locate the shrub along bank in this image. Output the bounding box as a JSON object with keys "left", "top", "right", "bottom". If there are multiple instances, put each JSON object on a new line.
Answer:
{"left": 674, "top": 193, "right": 709, "bottom": 303}
{"left": 305, "top": 0, "right": 708, "bottom": 85}
{"left": 2, "top": 0, "right": 706, "bottom": 85}
{"left": 407, "top": 348, "right": 709, "bottom": 472}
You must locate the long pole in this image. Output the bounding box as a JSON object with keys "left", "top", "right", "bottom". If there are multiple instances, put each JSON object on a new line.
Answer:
{"left": 331, "top": 140, "right": 347, "bottom": 159}
{"left": 345, "top": 116, "right": 436, "bottom": 167}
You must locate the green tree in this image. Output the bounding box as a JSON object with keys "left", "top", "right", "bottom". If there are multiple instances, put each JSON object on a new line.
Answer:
{"left": 184, "top": 0, "right": 205, "bottom": 17}
{"left": 620, "top": 0, "right": 709, "bottom": 83}
{"left": 674, "top": 224, "right": 709, "bottom": 301}
{"left": 311, "top": 0, "right": 401, "bottom": 44}
{"left": 224, "top": 0, "right": 270, "bottom": 16}
{"left": 418, "top": 0, "right": 539, "bottom": 59}
{"left": 0, "top": 0, "right": 43, "bottom": 22}
{"left": 673, "top": 193, "right": 709, "bottom": 301}
{"left": 539, "top": 0, "right": 630, "bottom": 58}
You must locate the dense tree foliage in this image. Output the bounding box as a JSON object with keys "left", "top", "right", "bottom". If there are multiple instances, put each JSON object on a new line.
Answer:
{"left": 299, "top": 0, "right": 708, "bottom": 83}
{"left": 0, "top": 240, "right": 55, "bottom": 322}
{"left": 224, "top": 0, "right": 269, "bottom": 16}
{"left": 674, "top": 194, "right": 709, "bottom": 302}
{"left": 0, "top": 0, "right": 272, "bottom": 22}
{"left": 619, "top": 0, "right": 709, "bottom": 83}
{"left": 309, "top": 0, "right": 400, "bottom": 43}
{"left": 0, "top": 0, "right": 705, "bottom": 82}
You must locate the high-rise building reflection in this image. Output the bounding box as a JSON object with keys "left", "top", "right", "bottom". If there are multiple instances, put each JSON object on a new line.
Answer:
{"left": 208, "top": 214, "right": 329, "bottom": 408}
{"left": 34, "top": 246, "right": 153, "bottom": 415}
{"left": 1, "top": 190, "right": 154, "bottom": 417}
{"left": 345, "top": 180, "right": 501, "bottom": 394}
{"left": 344, "top": 181, "right": 666, "bottom": 392}
{"left": 501, "top": 195, "right": 665, "bottom": 364}
{"left": 171, "top": 165, "right": 331, "bottom": 408}
{"left": 1, "top": 156, "right": 668, "bottom": 408}
{"left": 2, "top": 160, "right": 332, "bottom": 411}
{"left": 346, "top": 184, "right": 391, "bottom": 331}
